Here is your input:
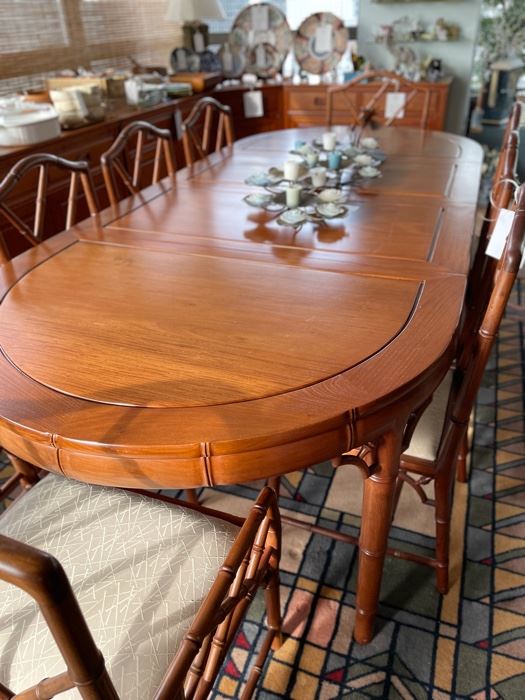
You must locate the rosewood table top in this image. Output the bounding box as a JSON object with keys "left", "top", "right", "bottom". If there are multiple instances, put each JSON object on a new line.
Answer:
{"left": 0, "top": 127, "right": 483, "bottom": 490}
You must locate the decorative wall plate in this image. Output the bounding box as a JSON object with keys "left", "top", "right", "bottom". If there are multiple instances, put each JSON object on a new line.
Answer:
{"left": 247, "top": 43, "right": 281, "bottom": 79}
{"left": 229, "top": 3, "right": 292, "bottom": 73}
{"left": 218, "top": 43, "right": 247, "bottom": 78}
{"left": 293, "top": 12, "right": 349, "bottom": 75}
{"left": 170, "top": 47, "right": 200, "bottom": 73}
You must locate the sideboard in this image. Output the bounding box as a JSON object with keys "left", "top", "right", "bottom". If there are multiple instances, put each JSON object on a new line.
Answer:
{"left": 0, "top": 80, "right": 451, "bottom": 258}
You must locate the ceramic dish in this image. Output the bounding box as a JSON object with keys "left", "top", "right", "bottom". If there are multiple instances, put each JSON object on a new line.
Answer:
{"left": 230, "top": 2, "right": 292, "bottom": 72}
{"left": 317, "top": 188, "right": 345, "bottom": 204}
{"left": 170, "top": 47, "right": 200, "bottom": 73}
{"left": 218, "top": 43, "right": 247, "bottom": 79}
{"left": 247, "top": 43, "right": 281, "bottom": 79}
{"left": 316, "top": 202, "right": 347, "bottom": 219}
{"left": 277, "top": 208, "right": 308, "bottom": 227}
{"left": 245, "top": 171, "right": 282, "bottom": 187}
{"left": 293, "top": 13, "right": 349, "bottom": 75}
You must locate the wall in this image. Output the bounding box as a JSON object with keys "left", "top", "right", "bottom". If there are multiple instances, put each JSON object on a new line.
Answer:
{"left": 357, "top": 0, "right": 483, "bottom": 133}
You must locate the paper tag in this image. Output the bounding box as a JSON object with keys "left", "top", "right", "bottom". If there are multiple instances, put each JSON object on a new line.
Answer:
{"left": 486, "top": 208, "right": 516, "bottom": 261}
{"left": 174, "top": 108, "right": 183, "bottom": 140}
{"left": 315, "top": 25, "right": 333, "bottom": 54}
{"left": 255, "top": 44, "right": 267, "bottom": 68}
{"left": 222, "top": 47, "right": 233, "bottom": 73}
{"left": 243, "top": 90, "right": 264, "bottom": 118}
{"left": 251, "top": 4, "right": 269, "bottom": 32}
{"left": 193, "top": 30, "right": 205, "bottom": 53}
{"left": 385, "top": 92, "right": 406, "bottom": 120}
{"left": 176, "top": 48, "right": 187, "bottom": 71}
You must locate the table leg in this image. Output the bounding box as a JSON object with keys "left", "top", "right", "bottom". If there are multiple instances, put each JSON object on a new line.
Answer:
{"left": 354, "top": 428, "right": 402, "bottom": 645}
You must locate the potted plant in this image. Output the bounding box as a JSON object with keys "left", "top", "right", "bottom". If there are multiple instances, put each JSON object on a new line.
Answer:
{"left": 477, "top": 0, "right": 525, "bottom": 123}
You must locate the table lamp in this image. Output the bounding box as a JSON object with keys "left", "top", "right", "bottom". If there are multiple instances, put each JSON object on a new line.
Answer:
{"left": 166, "top": 0, "right": 226, "bottom": 52}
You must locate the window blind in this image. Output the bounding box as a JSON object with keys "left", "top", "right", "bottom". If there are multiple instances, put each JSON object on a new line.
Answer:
{"left": 0, "top": 0, "right": 182, "bottom": 94}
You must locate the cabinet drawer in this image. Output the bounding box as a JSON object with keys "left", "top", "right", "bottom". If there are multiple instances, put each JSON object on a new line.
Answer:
{"left": 287, "top": 89, "right": 327, "bottom": 113}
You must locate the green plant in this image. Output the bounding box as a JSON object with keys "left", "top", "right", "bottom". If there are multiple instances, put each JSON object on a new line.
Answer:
{"left": 479, "top": 0, "right": 525, "bottom": 65}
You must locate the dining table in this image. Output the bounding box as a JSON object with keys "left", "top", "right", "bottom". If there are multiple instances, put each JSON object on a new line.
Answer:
{"left": 0, "top": 126, "right": 483, "bottom": 645}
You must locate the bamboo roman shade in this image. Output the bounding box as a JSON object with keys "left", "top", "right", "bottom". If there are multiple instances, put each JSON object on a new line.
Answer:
{"left": 0, "top": 0, "right": 182, "bottom": 94}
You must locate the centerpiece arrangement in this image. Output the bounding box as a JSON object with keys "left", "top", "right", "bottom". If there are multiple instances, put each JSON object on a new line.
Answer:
{"left": 243, "top": 131, "right": 386, "bottom": 229}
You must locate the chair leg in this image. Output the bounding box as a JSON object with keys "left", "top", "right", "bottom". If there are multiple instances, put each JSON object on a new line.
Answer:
{"left": 241, "top": 572, "right": 282, "bottom": 700}
{"left": 434, "top": 458, "right": 457, "bottom": 595}
{"left": 185, "top": 489, "right": 200, "bottom": 505}
{"left": 1, "top": 453, "right": 40, "bottom": 500}
{"left": 456, "top": 432, "right": 469, "bottom": 483}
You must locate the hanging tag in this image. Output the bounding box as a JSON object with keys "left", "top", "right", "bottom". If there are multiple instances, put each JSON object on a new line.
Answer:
{"left": 486, "top": 208, "right": 517, "bottom": 261}
{"left": 243, "top": 90, "right": 264, "bottom": 118}
{"left": 251, "top": 4, "right": 269, "bottom": 32}
{"left": 174, "top": 108, "right": 183, "bottom": 140}
{"left": 255, "top": 44, "right": 267, "bottom": 68}
{"left": 193, "top": 30, "right": 205, "bottom": 53}
{"left": 315, "top": 25, "right": 332, "bottom": 54}
{"left": 176, "top": 48, "right": 188, "bottom": 71}
{"left": 385, "top": 92, "right": 406, "bottom": 120}
{"left": 222, "top": 47, "right": 233, "bottom": 73}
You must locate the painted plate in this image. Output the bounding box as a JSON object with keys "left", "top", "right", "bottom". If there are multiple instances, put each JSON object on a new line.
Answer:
{"left": 170, "top": 47, "right": 200, "bottom": 73}
{"left": 230, "top": 3, "right": 292, "bottom": 73}
{"left": 247, "top": 42, "right": 281, "bottom": 79}
{"left": 293, "top": 12, "right": 349, "bottom": 75}
{"left": 218, "top": 43, "right": 247, "bottom": 79}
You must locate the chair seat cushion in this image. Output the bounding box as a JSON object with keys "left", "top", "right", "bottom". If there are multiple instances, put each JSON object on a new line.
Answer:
{"left": 403, "top": 370, "right": 453, "bottom": 462}
{"left": 0, "top": 473, "right": 239, "bottom": 698}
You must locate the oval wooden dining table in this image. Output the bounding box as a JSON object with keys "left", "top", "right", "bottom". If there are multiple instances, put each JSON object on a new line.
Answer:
{"left": 0, "top": 126, "right": 483, "bottom": 645}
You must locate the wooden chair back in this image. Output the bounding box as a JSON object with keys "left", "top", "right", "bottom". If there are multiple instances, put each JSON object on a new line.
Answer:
{"left": 0, "top": 153, "right": 98, "bottom": 264}
{"left": 493, "top": 101, "right": 521, "bottom": 191}
{"left": 326, "top": 70, "right": 433, "bottom": 130}
{"left": 465, "top": 110, "right": 521, "bottom": 339}
{"left": 449, "top": 185, "right": 525, "bottom": 463}
{"left": 0, "top": 486, "right": 280, "bottom": 699}
{"left": 101, "top": 121, "right": 176, "bottom": 208}
{"left": 182, "top": 97, "right": 234, "bottom": 166}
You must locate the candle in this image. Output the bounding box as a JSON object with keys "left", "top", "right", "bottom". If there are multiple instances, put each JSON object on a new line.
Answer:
{"left": 322, "top": 132, "right": 337, "bottom": 151}
{"left": 328, "top": 151, "right": 342, "bottom": 170}
{"left": 310, "top": 167, "right": 327, "bottom": 187}
{"left": 284, "top": 159, "right": 300, "bottom": 181}
{"left": 286, "top": 185, "right": 301, "bottom": 208}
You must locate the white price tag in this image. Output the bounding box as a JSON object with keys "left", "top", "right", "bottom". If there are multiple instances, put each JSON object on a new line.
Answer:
{"left": 486, "top": 208, "right": 518, "bottom": 262}
{"left": 385, "top": 92, "right": 406, "bottom": 120}
{"left": 315, "top": 25, "right": 333, "bottom": 54}
{"left": 176, "top": 48, "right": 188, "bottom": 71}
{"left": 243, "top": 90, "right": 264, "bottom": 118}
{"left": 255, "top": 44, "right": 267, "bottom": 68}
{"left": 251, "top": 4, "right": 269, "bottom": 32}
{"left": 174, "top": 108, "right": 183, "bottom": 140}
{"left": 222, "top": 47, "right": 233, "bottom": 73}
{"left": 193, "top": 30, "right": 205, "bottom": 53}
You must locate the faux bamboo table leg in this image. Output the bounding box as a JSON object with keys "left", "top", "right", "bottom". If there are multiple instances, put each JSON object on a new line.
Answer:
{"left": 354, "top": 428, "right": 403, "bottom": 645}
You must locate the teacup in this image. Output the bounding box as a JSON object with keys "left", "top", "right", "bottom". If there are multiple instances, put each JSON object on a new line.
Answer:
{"left": 310, "top": 167, "right": 327, "bottom": 188}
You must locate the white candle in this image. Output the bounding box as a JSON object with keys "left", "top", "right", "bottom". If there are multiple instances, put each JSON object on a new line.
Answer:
{"left": 322, "top": 132, "right": 337, "bottom": 151}
{"left": 310, "top": 167, "right": 327, "bottom": 188}
{"left": 286, "top": 185, "right": 301, "bottom": 208}
{"left": 284, "top": 159, "right": 300, "bottom": 181}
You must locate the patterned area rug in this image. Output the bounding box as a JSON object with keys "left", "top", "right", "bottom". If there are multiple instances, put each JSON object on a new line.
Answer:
{"left": 1, "top": 315, "right": 524, "bottom": 698}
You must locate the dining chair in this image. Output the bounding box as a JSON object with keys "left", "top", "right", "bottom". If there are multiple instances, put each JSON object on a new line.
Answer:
{"left": 182, "top": 97, "right": 234, "bottom": 167}
{"left": 394, "top": 183, "right": 525, "bottom": 593}
{"left": 0, "top": 153, "right": 99, "bottom": 504}
{"left": 0, "top": 472, "right": 281, "bottom": 699}
{"left": 326, "top": 70, "right": 433, "bottom": 130}
{"left": 0, "top": 153, "right": 98, "bottom": 264}
{"left": 276, "top": 184, "right": 525, "bottom": 600}
{"left": 101, "top": 121, "right": 176, "bottom": 208}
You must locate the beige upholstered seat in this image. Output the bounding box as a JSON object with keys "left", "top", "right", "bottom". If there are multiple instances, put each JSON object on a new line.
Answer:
{"left": 404, "top": 370, "right": 453, "bottom": 462}
{"left": 0, "top": 473, "right": 239, "bottom": 699}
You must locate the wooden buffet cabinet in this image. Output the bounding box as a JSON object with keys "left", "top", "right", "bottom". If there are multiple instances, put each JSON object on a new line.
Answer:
{"left": 0, "top": 79, "right": 450, "bottom": 257}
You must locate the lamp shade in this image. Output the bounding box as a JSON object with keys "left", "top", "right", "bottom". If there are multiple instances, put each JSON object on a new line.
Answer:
{"left": 166, "top": 0, "right": 226, "bottom": 21}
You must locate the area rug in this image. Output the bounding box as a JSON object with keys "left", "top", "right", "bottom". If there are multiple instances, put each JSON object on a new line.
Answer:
{"left": 1, "top": 316, "right": 524, "bottom": 699}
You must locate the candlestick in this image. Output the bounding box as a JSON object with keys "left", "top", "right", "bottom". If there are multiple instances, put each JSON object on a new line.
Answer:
{"left": 286, "top": 185, "right": 301, "bottom": 208}
{"left": 284, "top": 159, "right": 300, "bottom": 181}
{"left": 322, "top": 132, "right": 337, "bottom": 151}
